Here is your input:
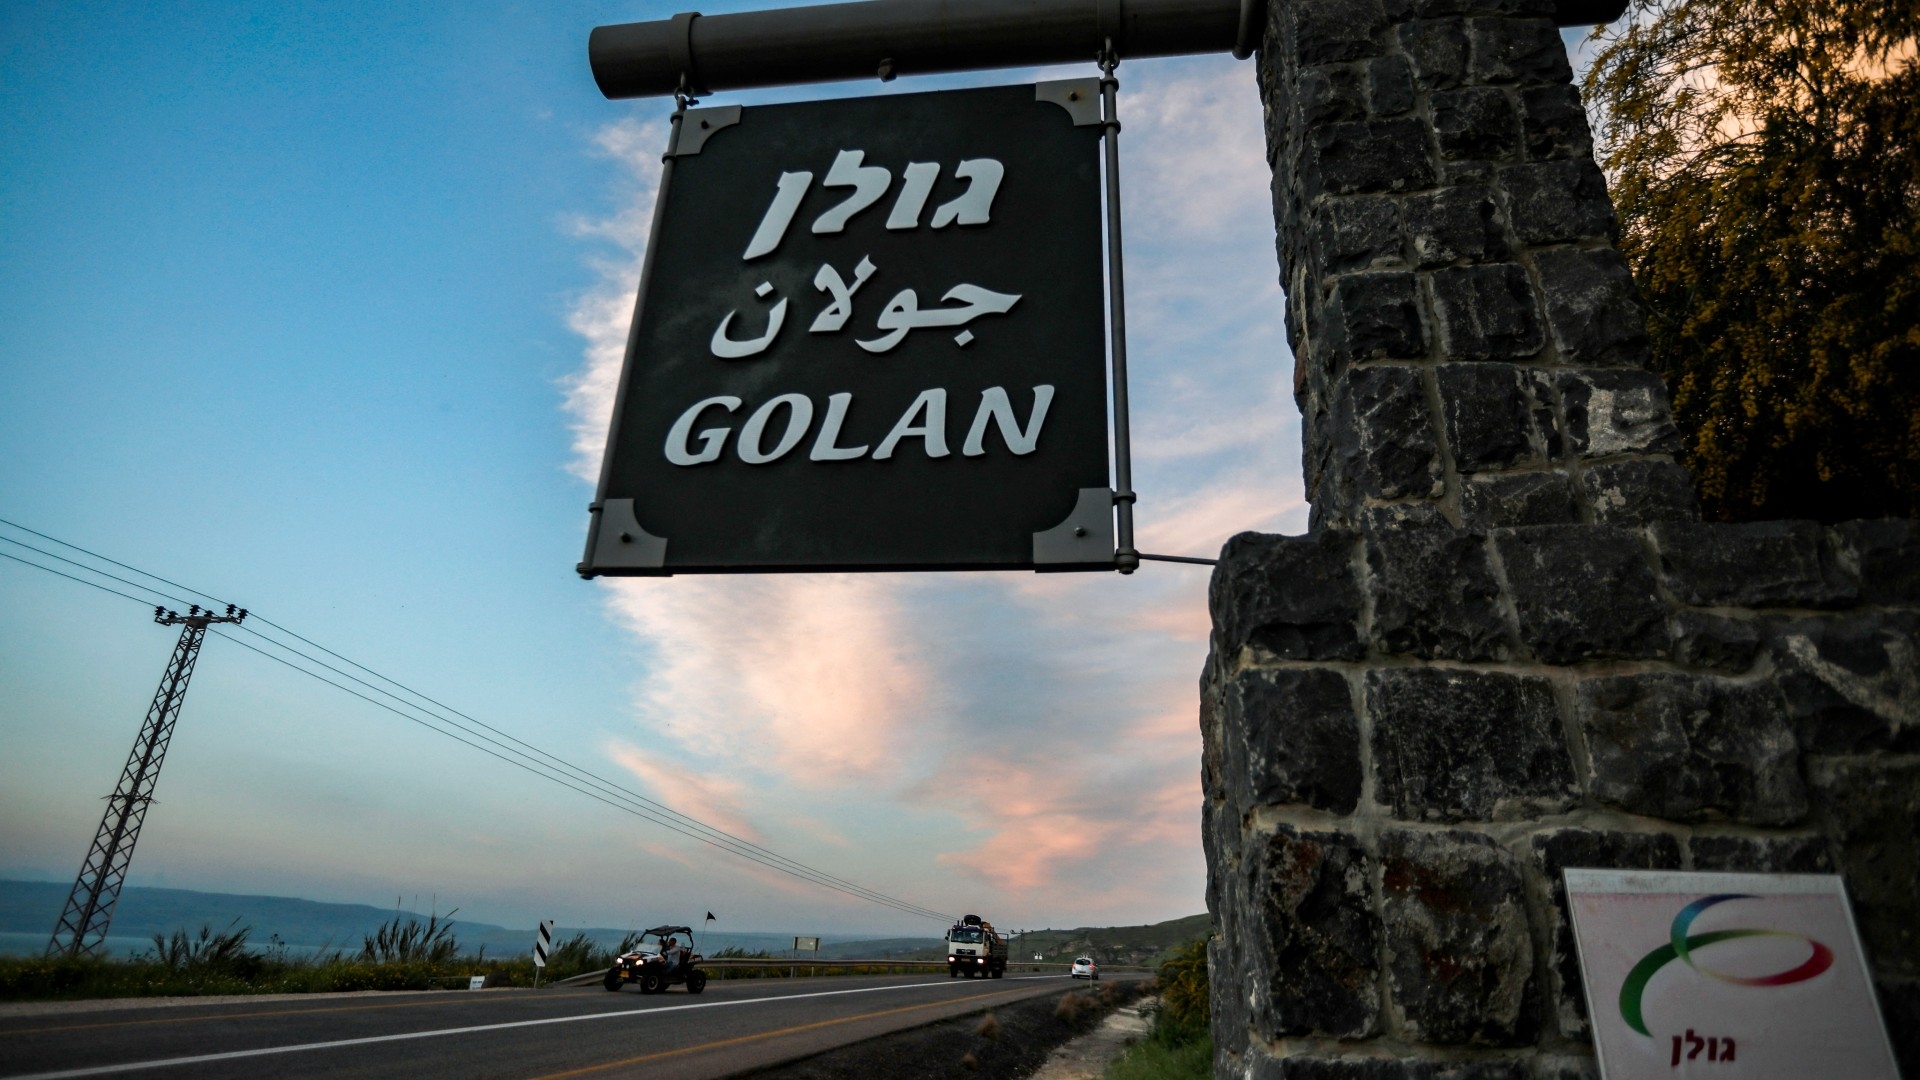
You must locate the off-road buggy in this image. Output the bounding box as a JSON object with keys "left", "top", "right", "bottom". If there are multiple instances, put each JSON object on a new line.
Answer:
{"left": 603, "top": 925, "right": 708, "bottom": 994}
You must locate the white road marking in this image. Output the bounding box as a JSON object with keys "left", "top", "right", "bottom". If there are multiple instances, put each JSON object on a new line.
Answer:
{"left": 11, "top": 975, "right": 1068, "bottom": 1079}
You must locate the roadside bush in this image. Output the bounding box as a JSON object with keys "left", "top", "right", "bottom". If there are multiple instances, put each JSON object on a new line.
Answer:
{"left": 361, "top": 911, "right": 458, "bottom": 965}
{"left": 1152, "top": 937, "right": 1209, "bottom": 1045}
{"left": 1103, "top": 936, "right": 1212, "bottom": 1080}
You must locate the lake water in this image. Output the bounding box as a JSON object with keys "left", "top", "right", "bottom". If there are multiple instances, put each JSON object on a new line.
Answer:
{"left": 0, "top": 932, "right": 341, "bottom": 960}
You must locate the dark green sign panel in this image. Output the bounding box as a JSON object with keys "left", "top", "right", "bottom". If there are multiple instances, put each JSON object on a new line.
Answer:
{"left": 580, "top": 81, "right": 1114, "bottom": 576}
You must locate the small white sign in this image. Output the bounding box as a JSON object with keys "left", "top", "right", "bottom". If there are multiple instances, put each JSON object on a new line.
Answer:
{"left": 468, "top": 975, "right": 486, "bottom": 991}
{"left": 1565, "top": 870, "right": 1897, "bottom": 1079}
{"left": 793, "top": 936, "right": 820, "bottom": 952}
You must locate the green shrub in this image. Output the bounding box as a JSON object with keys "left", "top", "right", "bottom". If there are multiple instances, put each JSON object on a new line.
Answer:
{"left": 1105, "top": 1032, "right": 1212, "bottom": 1080}
{"left": 361, "top": 911, "right": 458, "bottom": 965}
{"left": 1152, "top": 938, "right": 1210, "bottom": 1046}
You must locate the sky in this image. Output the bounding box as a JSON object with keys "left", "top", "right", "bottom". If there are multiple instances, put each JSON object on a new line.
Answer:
{"left": 0, "top": 0, "right": 1596, "bottom": 944}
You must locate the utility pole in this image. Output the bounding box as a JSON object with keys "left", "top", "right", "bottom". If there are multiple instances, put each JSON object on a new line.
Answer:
{"left": 47, "top": 603, "right": 247, "bottom": 959}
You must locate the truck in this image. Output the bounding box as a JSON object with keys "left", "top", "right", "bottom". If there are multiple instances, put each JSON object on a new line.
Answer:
{"left": 946, "top": 914, "right": 1008, "bottom": 978}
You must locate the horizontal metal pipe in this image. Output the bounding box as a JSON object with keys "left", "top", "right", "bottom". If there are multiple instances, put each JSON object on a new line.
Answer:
{"left": 589, "top": 0, "right": 1628, "bottom": 100}
{"left": 591, "top": 0, "right": 1240, "bottom": 99}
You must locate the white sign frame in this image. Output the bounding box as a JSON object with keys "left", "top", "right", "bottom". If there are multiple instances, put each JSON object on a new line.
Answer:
{"left": 1564, "top": 869, "right": 1898, "bottom": 1079}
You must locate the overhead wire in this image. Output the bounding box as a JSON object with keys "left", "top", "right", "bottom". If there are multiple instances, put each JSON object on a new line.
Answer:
{"left": 0, "top": 518, "right": 957, "bottom": 925}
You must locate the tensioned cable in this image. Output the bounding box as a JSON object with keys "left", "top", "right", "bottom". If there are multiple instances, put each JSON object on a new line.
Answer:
{"left": 0, "top": 524, "right": 951, "bottom": 920}
{"left": 215, "top": 626, "right": 953, "bottom": 922}
{"left": 0, "top": 521, "right": 949, "bottom": 919}
{"left": 0, "top": 523, "right": 956, "bottom": 924}
{"left": 1, "top": 546, "right": 951, "bottom": 923}
{"left": 205, "top": 629, "right": 949, "bottom": 922}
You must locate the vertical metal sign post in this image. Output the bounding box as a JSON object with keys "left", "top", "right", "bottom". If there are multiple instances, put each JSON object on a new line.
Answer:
{"left": 1098, "top": 44, "right": 1139, "bottom": 574}
{"left": 532, "top": 919, "right": 554, "bottom": 989}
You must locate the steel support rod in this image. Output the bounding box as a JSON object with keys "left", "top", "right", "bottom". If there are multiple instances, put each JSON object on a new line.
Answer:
{"left": 589, "top": 0, "right": 1628, "bottom": 100}
{"left": 1099, "top": 55, "right": 1139, "bottom": 576}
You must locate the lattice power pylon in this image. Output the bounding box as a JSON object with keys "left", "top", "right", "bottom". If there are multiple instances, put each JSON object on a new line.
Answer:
{"left": 47, "top": 603, "right": 247, "bottom": 959}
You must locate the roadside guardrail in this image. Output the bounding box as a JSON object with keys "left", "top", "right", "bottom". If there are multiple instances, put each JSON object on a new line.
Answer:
{"left": 553, "top": 958, "right": 1150, "bottom": 987}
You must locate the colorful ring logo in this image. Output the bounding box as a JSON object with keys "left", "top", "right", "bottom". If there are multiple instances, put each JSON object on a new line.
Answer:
{"left": 1618, "top": 893, "right": 1834, "bottom": 1036}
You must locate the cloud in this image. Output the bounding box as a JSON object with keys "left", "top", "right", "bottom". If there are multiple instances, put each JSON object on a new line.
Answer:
{"left": 609, "top": 740, "right": 768, "bottom": 843}
{"left": 561, "top": 117, "right": 666, "bottom": 484}
{"left": 602, "top": 574, "right": 932, "bottom": 786}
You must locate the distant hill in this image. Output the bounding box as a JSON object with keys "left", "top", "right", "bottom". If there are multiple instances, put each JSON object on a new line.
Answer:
{"left": 0, "top": 880, "right": 1204, "bottom": 966}
{"left": 848, "top": 913, "right": 1214, "bottom": 967}
{"left": 0, "top": 880, "right": 907, "bottom": 959}
{"left": 1007, "top": 913, "right": 1213, "bottom": 967}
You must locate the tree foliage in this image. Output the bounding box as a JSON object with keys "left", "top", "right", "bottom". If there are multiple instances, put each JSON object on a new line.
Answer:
{"left": 1584, "top": 0, "right": 1920, "bottom": 520}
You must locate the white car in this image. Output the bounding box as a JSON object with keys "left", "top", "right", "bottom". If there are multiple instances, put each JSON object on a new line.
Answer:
{"left": 1070, "top": 956, "right": 1099, "bottom": 980}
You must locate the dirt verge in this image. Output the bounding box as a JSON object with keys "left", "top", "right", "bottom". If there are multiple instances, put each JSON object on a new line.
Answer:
{"left": 738, "top": 979, "right": 1151, "bottom": 1080}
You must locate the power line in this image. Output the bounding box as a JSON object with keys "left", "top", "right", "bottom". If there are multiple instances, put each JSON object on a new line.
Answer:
{"left": 0, "top": 519, "right": 956, "bottom": 925}
{"left": 206, "top": 629, "right": 950, "bottom": 921}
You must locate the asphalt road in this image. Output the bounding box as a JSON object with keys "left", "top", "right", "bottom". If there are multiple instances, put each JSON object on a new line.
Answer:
{"left": 0, "top": 971, "right": 1132, "bottom": 1080}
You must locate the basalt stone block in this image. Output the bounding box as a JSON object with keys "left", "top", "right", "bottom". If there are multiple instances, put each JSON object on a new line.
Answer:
{"left": 1432, "top": 86, "right": 1522, "bottom": 161}
{"left": 1573, "top": 673, "right": 1806, "bottom": 825}
{"left": 1530, "top": 247, "right": 1652, "bottom": 367}
{"left": 1331, "top": 272, "right": 1429, "bottom": 360}
{"left": 1404, "top": 186, "right": 1509, "bottom": 268}
{"left": 1556, "top": 369, "right": 1679, "bottom": 457}
{"left": 1517, "top": 84, "right": 1594, "bottom": 161}
{"left": 1495, "top": 525, "right": 1670, "bottom": 663}
{"left": 1460, "top": 471, "right": 1580, "bottom": 528}
{"left": 1306, "top": 120, "right": 1439, "bottom": 197}
{"left": 1210, "top": 935, "right": 1250, "bottom": 1058}
{"left": 1654, "top": 520, "right": 1856, "bottom": 608}
{"left": 1311, "top": 196, "right": 1405, "bottom": 277}
{"left": 1878, "top": 978, "right": 1920, "bottom": 1078}
{"left": 1831, "top": 518, "right": 1920, "bottom": 605}
{"left": 1368, "top": 55, "right": 1417, "bottom": 115}
{"left": 1388, "top": 0, "right": 1555, "bottom": 17}
{"left": 1532, "top": 1057, "right": 1601, "bottom": 1080}
{"left": 1381, "top": 830, "right": 1538, "bottom": 1046}
{"left": 1226, "top": 667, "right": 1363, "bottom": 813}
{"left": 1689, "top": 833, "right": 1833, "bottom": 873}
{"left": 1399, "top": 19, "right": 1470, "bottom": 89}
{"left": 1768, "top": 612, "right": 1920, "bottom": 753}
{"left": 1331, "top": 365, "right": 1443, "bottom": 501}
{"left": 1807, "top": 757, "right": 1920, "bottom": 972}
{"left": 1529, "top": 828, "right": 1683, "bottom": 1036}
{"left": 1467, "top": 17, "right": 1574, "bottom": 84}
{"left": 1247, "top": 826, "right": 1381, "bottom": 1038}
{"left": 1432, "top": 1065, "right": 1531, "bottom": 1080}
{"left": 1367, "top": 525, "right": 1512, "bottom": 659}
{"left": 1368, "top": 668, "right": 1575, "bottom": 821}
{"left": 1582, "top": 459, "right": 1701, "bottom": 525}
{"left": 1292, "top": 0, "right": 1390, "bottom": 65}
{"left": 1669, "top": 610, "right": 1760, "bottom": 672}
{"left": 1265, "top": 1061, "right": 1530, "bottom": 1079}
{"left": 1431, "top": 264, "right": 1544, "bottom": 360}
{"left": 1212, "top": 530, "right": 1367, "bottom": 661}
{"left": 1501, "top": 160, "right": 1615, "bottom": 245}
{"left": 1437, "top": 363, "right": 1545, "bottom": 471}
{"left": 1360, "top": 501, "right": 1452, "bottom": 531}
{"left": 1301, "top": 65, "right": 1370, "bottom": 125}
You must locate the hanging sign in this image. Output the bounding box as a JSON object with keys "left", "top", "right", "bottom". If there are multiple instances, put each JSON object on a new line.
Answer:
{"left": 1564, "top": 870, "right": 1898, "bottom": 1079}
{"left": 580, "top": 81, "right": 1114, "bottom": 576}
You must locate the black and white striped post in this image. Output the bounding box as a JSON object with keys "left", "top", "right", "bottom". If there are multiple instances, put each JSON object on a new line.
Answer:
{"left": 531, "top": 919, "right": 554, "bottom": 989}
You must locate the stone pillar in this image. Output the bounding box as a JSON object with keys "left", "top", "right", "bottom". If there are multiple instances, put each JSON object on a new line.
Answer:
{"left": 1202, "top": 0, "right": 1920, "bottom": 1074}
